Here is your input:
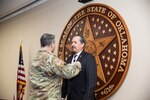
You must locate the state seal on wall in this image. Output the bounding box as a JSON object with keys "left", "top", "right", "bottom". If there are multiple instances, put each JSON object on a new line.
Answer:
{"left": 58, "top": 3, "right": 131, "bottom": 100}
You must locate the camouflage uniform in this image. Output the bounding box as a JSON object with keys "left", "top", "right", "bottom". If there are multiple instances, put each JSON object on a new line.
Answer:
{"left": 29, "top": 50, "right": 81, "bottom": 100}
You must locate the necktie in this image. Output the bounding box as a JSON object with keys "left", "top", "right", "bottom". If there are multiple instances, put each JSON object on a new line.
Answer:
{"left": 73, "top": 55, "right": 77, "bottom": 62}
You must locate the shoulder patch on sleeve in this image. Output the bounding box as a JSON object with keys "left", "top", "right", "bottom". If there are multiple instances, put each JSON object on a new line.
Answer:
{"left": 52, "top": 56, "right": 65, "bottom": 67}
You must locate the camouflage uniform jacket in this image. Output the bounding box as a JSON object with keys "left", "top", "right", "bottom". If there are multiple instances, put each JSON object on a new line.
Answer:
{"left": 29, "top": 50, "right": 81, "bottom": 100}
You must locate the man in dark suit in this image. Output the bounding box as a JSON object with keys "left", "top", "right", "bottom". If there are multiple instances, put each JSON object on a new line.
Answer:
{"left": 61, "top": 35, "right": 97, "bottom": 100}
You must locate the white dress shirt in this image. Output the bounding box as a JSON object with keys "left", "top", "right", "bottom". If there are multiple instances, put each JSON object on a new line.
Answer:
{"left": 71, "top": 50, "right": 82, "bottom": 63}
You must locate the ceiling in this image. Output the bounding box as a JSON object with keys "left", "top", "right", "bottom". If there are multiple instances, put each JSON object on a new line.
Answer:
{"left": 0, "top": 0, "right": 47, "bottom": 22}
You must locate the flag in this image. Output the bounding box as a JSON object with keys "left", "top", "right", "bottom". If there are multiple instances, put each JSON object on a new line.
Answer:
{"left": 14, "top": 41, "right": 26, "bottom": 100}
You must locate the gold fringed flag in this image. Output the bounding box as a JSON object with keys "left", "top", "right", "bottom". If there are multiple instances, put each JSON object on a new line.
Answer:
{"left": 14, "top": 41, "right": 26, "bottom": 100}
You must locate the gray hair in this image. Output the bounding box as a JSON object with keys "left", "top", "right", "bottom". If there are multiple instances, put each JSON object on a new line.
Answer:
{"left": 40, "top": 33, "right": 55, "bottom": 47}
{"left": 77, "top": 35, "right": 86, "bottom": 47}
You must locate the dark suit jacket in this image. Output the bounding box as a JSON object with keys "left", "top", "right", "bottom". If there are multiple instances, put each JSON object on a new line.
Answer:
{"left": 62, "top": 51, "right": 97, "bottom": 100}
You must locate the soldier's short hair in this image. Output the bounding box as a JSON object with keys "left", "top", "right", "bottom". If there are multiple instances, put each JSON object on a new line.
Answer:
{"left": 40, "top": 33, "right": 55, "bottom": 47}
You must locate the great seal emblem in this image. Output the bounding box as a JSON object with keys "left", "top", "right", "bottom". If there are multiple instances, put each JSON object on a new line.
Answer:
{"left": 58, "top": 3, "right": 131, "bottom": 100}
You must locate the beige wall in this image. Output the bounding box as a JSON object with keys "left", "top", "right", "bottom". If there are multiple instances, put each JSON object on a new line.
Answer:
{"left": 0, "top": 0, "right": 150, "bottom": 100}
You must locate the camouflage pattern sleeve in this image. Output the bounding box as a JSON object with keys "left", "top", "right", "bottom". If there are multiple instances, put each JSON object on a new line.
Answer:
{"left": 50, "top": 55, "right": 81, "bottom": 79}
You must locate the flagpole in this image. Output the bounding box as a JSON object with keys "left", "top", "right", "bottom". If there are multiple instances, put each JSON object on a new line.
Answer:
{"left": 20, "top": 38, "right": 22, "bottom": 47}
{"left": 14, "top": 39, "right": 26, "bottom": 100}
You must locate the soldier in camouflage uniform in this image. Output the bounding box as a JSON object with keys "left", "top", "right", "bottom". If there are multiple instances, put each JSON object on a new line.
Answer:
{"left": 29, "top": 33, "right": 81, "bottom": 100}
